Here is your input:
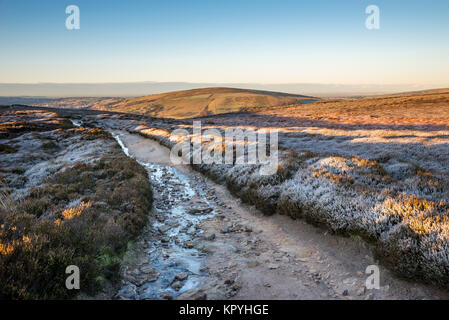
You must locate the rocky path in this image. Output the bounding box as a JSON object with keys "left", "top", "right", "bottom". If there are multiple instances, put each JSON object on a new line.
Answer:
{"left": 111, "top": 131, "right": 449, "bottom": 300}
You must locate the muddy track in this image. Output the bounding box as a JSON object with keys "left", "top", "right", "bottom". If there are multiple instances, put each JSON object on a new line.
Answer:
{"left": 108, "top": 130, "right": 448, "bottom": 300}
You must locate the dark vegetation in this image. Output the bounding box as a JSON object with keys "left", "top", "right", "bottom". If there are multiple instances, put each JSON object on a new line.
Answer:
{"left": 0, "top": 108, "right": 153, "bottom": 299}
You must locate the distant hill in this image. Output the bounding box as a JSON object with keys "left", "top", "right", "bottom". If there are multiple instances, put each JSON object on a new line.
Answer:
{"left": 89, "top": 87, "right": 318, "bottom": 119}
{"left": 372, "top": 87, "right": 449, "bottom": 98}
{"left": 0, "top": 82, "right": 435, "bottom": 97}
{"left": 248, "top": 87, "right": 449, "bottom": 129}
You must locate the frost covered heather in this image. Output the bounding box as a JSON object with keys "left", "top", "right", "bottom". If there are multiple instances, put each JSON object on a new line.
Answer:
{"left": 95, "top": 89, "right": 449, "bottom": 287}
{"left": 0, "top": 109, "right": 153, "bottom": 299}
{"left": 169, "top": 121, "right": 279, "bottom": 176}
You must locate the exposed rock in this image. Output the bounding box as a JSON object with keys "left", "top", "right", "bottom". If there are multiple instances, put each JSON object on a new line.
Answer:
{"left": 177, "top": 288, "right": 207, "bottom": 300}
{"left": 187, "top": 206, "right": 213, "bottom": 215}
{"left": 125, "top": 267, "right": 158, "bottom": 286}
{"left": 220, "top": 223, "right": 252, "bottom": 234}
{"left": 158, "top": 224, "right": 172, "bottom": 234}
{"left": 184, "top": 240, "right": 194, "bottom": 249}
{"left": 221, "top": 226, "right": 231, "bottom": 234}
{"left": 202, "top": 232, "right": 216, "bottom": 241}
{"left": 175, "top": 272, "right": 189, "bottom": 281}
{"left": 171, "top": 280, "right": 184, "bottom": 291}
{"left": 160, "top": 292, "right": 173, "bottom": 300}
{"left": 116, "top": 283, "right": 137, "bottom": 300}
{"left": 138, "top": 266, "right": 160, "bottom": 282}
{"left": 127, "top": 276, "right": 148, "bottom": 287}
{"left": 166, "top": 220, "right": 180, "bottom": 227}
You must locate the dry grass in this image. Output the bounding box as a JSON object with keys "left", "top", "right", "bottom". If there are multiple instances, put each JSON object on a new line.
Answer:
{"left": 90, "top": 87, "right": 318, "bottom": 119}
{"left": 259, "top": 89, "right": 449, "bottom": 128}
{"left": 0, "top": 109, "right": 73, "bottom": 139}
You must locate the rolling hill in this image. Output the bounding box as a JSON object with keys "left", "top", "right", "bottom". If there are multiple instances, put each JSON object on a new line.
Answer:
{"left": 89, "top": 87, "right": 318, "bottom": 119}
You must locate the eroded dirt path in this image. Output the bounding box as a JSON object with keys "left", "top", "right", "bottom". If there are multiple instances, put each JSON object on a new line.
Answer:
{"left": 111, "top": 131, "right": 449, "bottom": 300}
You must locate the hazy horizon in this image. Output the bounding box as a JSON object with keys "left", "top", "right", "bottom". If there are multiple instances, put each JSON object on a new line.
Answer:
{"left": 0, "top": 81, "right": 443, "bottom": 98}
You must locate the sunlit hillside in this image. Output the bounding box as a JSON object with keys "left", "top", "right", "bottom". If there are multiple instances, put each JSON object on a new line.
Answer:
{"left": 89, "top": 87, "right": 318, "bottom": 119}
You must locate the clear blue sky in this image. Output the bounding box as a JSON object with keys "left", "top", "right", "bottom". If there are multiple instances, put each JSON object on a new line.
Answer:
{"left": 0, "top": 0, "right": 448, "bottom": 86}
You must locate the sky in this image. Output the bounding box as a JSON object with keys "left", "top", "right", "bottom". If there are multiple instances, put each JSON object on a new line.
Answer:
{"left": 0, "top": 0, "right": 448, "bottom": 88}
